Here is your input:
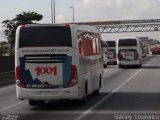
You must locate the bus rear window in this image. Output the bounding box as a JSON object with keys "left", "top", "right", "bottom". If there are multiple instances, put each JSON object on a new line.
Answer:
{"left": 118, "top": 39, "right": 137, "bottom": 47}
{"left": 19, "top": 26, "right": 72, "bottom": 48}
{"left": 106, "top": 41, "right": 116, "bottom": 47}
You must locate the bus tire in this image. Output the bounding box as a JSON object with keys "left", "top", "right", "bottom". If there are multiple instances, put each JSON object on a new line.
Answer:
{"left": 94, "top": 76, "right": 101, "bottom": 95}
{"left": 103, "top": 64, "right": 107, "bottom": 68}
{"left": 119, "top": 65, "right": 122, "bottom": 68}
{"left": 137, "top": 64, "right": 142, "bottom": 68}
{"left": 79, "top": 82, "right": 88, "bottom": 105}
{"left": 28, "top": 99, "right": 45, "bottom": 106}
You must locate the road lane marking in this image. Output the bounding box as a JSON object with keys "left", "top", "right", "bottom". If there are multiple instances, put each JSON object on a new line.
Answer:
{"left": 0, "top": 71, "right": 14, "bottom": 75}
{"left": 1, "top": 102, "right": 23, "bottom": 111}
{"left": 104, "top": 69, "right": 109, "bottom": 72}
{"left": 0, "top": 84, "right": 15, "bottom": 92}
{"left": 74, "top": 58, "right": 154, "bottom": 120}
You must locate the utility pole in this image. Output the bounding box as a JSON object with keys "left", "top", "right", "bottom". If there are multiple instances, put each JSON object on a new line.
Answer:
{"left": 51, "top": 0, "right": 55, "bottom": 23}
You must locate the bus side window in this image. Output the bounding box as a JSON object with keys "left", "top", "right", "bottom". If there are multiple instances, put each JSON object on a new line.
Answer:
{"left": 78, "top": 32, "right": 101, "bottom": 56}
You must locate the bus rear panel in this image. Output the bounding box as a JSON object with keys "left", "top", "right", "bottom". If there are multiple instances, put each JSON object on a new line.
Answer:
{"left": 15, "top": 24, "right": 79, "bottom": 100}
{"left": 106, "top": 41, "right": 117, "bottom": 64}
{"left": 15, "top": 24, "right": 103, "bottom": 104}
{"left": 117, "top": 37, "right": 142, "bottom": 68}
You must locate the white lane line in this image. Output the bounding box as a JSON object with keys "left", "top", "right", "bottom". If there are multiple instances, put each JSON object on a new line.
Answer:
{"left": 1, "top": 102, "right": 23, "bottom": 111}
{"left": 0, "top": 84, "right": 15, "bottom": 92}
{"left": 104, "top": 69, "right": 109, "bottom": 73}
{"left": 0, "top": 71, "right": 14, "bottom": 75}
{"left": 74, "top": 69, "right": 143, "bottom": 120}
{"left": 74, "top": 59, "right": 154, "bottom": 120}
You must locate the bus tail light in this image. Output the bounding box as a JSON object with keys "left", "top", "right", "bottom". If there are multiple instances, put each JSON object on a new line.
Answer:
{"left": 66, "top": 65, "right": 78, "bottom": 87}
{"left": 66, "top": 23, "right": 71, "bottom": 28}
{"left": 16, "top": 66, "right": 25, "bottom": 88}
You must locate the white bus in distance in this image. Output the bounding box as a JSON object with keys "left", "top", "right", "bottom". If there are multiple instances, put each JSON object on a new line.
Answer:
{"left": 105, "top": 40, "right": 117, "bottom": 65}
{"left": 101, "top": 40, "right": 108, "bottom": 68}
{"left": 117, "top": 37, "right": 143, "bottom": 68}
{"left": 15, "top": 24, "right": 104, "bottom": 106}
{"left": 141, "top": 42, "right": 149, "bottom": 57}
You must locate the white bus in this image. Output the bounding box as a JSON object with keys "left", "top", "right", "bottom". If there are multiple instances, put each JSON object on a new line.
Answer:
{"left": 117, "top": 37, "right": 143, "bottom": 68}
{"left": 15, "top": 24, "right": 104, "bottom": 105}
{"left": 105, "top": 40, "right": 117, "bottom": 65}
{"left": 142, "top": 42, "right": 149, "bottom": 57}
{"left": 101, "top": 40, "right": 108, "bottom": 68}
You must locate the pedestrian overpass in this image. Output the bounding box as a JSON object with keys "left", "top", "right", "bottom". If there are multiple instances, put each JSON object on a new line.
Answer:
{"left": 76, "top": 19, "right": 160, "bottom": 33}
{"left": 0, "top": 19, "right": 160, "bottom": 39}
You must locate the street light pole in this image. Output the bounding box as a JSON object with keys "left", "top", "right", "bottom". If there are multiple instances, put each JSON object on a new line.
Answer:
{"left": 53, "top": 0, "right": 55, "bottom": 23}
{"left": 51, "top": 0, "right": 55, "bottom": 23}
{"left": 70, "top": 6, "right": 74, "bottom": 23}
{"left": 51, "top": 0, "right": 53, "bottom": 23}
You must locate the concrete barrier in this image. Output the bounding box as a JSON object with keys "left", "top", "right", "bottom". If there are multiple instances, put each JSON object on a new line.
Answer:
{"left": 0, "top": 71, "right": 15, "bottom": 87}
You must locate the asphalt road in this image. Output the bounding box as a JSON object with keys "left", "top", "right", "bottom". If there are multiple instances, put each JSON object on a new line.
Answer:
{"left": 0, "top": 55, "right": 160, "bottom": 120}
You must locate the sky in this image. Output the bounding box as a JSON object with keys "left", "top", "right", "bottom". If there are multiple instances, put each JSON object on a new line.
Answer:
{"left": 0, "top": 0, "right": 160, "bottom": 42}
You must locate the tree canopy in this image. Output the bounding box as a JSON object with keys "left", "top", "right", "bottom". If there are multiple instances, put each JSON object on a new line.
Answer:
{"left": 2, "top": 11, "right": 43, "bottom": 54}
{"left": 151, "top": 39, "right": 160, "bottom": 45}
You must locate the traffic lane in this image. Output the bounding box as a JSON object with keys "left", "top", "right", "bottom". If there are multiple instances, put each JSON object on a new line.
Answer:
{"left": 1, "top": 62, "right": 142, "bottom": 114}
{"left": 118, "top": 66, "right": 160, "bottom": 92}
{"left": 0, "top": 54, "right": 150, "bottom": 109}
{"left": 0, "top": 69, "right": 146, "bottom": 120}
{"left": 0, "top": 70, "right": 115, "bottom": 114}
{"left": 0, "top": 65, "right": 118, "bottom": 111}
{"left": 101, "top": 55, "right": 156, "bottom": 92}
{"left": 109, "top": 55, "right": 160, "bottom": 93}
{"left": 0, "top": 85, "right": 21, "bottom": 109}
{"left": 0, "top": 93, "right": 109, "bottom": 120}
{"left": 79, "top": 56, "right": 160, "bottom": 120}
{"left": 0, "top": 56, "right": 155, "bottom": 120}
{"left": 74, "top": 68, "right": 145, "bottom": 120}
{"left": 0, "top": 64, "right": 118, "bottom": 114}
{"left": 0, "top": 84, "right": 15, "bottom": 96}
{"left": 77, "top": 59, "right": 160, "bottom": 120}
{"left": 101, "top": 67, "right": 143, "bottom": 93}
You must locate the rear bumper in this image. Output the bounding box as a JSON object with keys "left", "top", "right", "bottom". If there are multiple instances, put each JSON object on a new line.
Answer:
{"left": 107, "top": 58, "right": 117, "bottom": 63}
{"left": 118, "top": 60, "right": 141, "bottom": 66}
{"left": 152, "top": 51, "right": 160, "bottom": 55}
{"left": 16, "top": 85, "right": 79, "bottom": 100}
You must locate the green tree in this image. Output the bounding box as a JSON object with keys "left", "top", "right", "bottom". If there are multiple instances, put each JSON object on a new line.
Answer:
{"left": 2, "top": 11, "right": 43, "bottom": 55}
{"left": 148, "top": 39, "right": 160, "bottom": 45}
{"left": 0, "top": 41, "right": 8, "bottom": 56}
{"left": 152, "top": 39, "right": 160, "bottom": 45}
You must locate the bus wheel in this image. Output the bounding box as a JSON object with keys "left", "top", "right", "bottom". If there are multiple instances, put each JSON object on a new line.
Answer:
{"left": 79, "top": 82, "right": 88, "bottom": 105}
{"left": 94, "top": 76, "right": 101, "bottom": 95}
{"left": 119, "top": 65, "right": 122, "bottom": 68}
{"left": 103, "top": 64, "right": 107, "bottom": 68}
{"left": 28, "top": 99, "right": 45, "bottom": 106}
{"left": 137, "top": 64, "right": 142, "bottom": 68}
